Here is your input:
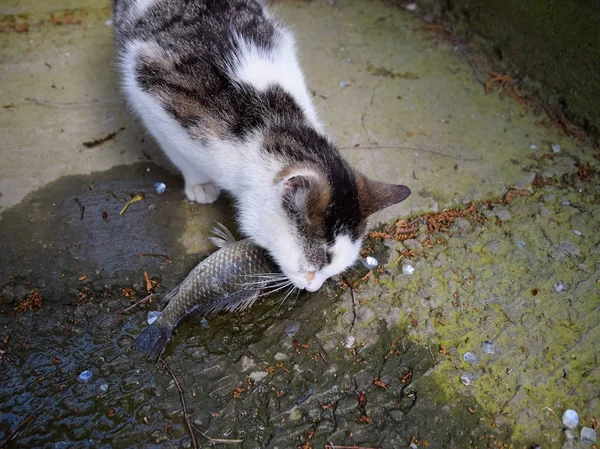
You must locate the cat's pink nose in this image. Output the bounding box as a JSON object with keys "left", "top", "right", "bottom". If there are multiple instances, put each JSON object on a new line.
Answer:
{"left": 305, "top": 271, "right": 316, "bottom": 282}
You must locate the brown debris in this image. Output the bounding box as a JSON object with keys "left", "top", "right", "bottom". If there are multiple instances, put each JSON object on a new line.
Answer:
{"left": 232, "top": 386, "right": 245, "bottom": 399}
{"left": 14, "top": 290, "right": 43, "bottom": 313}
{"left": 408, "top": 313, "right": 418, "bottom": 327}
{"left": 143, "top": 271, "right": 153, "bottom": 293}
{"left": 485, "top": 71, "right": 527, "bottom": 103}
{"left": 359, "top": 415, "right": 372, "bottom": 424}
{"left": 83, "top": 127, "right": 125, "bottom": 148}
{"left": 373, "top": 378, "right": 387, "bottom": 389}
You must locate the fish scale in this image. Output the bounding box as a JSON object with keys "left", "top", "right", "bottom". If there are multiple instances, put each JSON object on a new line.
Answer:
{"left": 135, "top": 236, "right": 279, "bottom": 361}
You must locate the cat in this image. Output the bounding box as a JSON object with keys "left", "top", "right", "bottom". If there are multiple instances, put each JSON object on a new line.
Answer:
{"left": 112, "top": 0, "right": 410, "bottom": 292}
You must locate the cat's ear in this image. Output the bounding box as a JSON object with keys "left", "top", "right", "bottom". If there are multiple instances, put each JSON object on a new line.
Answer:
{"left": 281, "top": 174, "right": 329, "bottom": 225}
{"left": 356, "top": 172, "right": 411, "bottom": 218}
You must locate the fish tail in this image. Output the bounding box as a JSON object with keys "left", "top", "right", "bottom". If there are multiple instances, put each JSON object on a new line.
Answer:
{"left": 135, "top": 321, "right": 173, "bottom": 362}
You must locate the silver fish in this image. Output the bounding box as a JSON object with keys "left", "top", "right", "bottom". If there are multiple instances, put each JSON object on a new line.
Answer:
{"left": 135, "top": 224, "right": 288, "bottom": 360}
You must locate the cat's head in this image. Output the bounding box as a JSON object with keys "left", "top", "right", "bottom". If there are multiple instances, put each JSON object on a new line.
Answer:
{"left": 245, "top": 162, "right": 410, "bottom": 292}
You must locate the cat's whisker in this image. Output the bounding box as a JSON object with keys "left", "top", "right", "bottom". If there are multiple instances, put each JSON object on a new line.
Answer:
{"left": 277, "top": 284, "right": 297, "bottom": 312}
{"left": 257, "top": 281, "right": 294, "bottom": 298}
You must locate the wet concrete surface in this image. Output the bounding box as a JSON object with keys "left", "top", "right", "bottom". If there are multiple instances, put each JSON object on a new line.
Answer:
{"left": 1, "top": 0, "right": 599, "bottom": 448}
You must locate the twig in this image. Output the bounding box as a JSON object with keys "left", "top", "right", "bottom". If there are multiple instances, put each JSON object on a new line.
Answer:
{"left": 137, "top": 253, "right": 173, "bottom": 263}
{"left": 160, "top": 357, "right": 198, "bottom": 449}
{"left": 74, "top": 198, "right": 85, "bottom": 220}
{"left": 24, "top": 97, "right": 122, "bottom": 107}
{"left": 120, "top": 193, "right": 145, "bottom": 215}
{"left": 83, "top": 127, "right": 125, "bottom": 148}
{"left": 191, "top": 424, "right": 244, "bottom": 444}
{"left": 339, "top": 145, "right": 481, "bottom": 162}
{"left": 117, "top": 294, "right": 153, "bottom": 315}
{"left": 342, "top": 275, "right": 357, "bottom": 330}
{"left": 458, "top": 46, "right": 485, "bottom": 86}
{"left": 0, "top": 413, "right": 35, "bottom": 448}
{"left": 325, "top": 445, "right": 381, "bottom": 449}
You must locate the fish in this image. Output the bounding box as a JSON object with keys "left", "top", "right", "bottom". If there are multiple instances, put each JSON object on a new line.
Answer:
{"left": 135, "top": 224, "right": 292, "bottom": 361}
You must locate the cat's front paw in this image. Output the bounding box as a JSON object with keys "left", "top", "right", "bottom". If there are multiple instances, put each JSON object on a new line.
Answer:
{"left": 185, "top": 183, "right": 221, "bottom": 204}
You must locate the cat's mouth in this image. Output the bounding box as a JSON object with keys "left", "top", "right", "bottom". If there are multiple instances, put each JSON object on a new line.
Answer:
{"left": 285, "top": 271, "right": 324, "bottom": 292}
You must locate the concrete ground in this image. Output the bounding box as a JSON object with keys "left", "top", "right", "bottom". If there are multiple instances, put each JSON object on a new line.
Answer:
{"left": 1, "top": 1, "right": 598, "bottom": 448}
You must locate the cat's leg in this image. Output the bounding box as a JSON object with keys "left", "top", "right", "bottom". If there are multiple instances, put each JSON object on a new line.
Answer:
{"left": 150, "top": 131, "right": 221, "bottom": 204}
{"left": 168, "top": 153, "right": 221, "bottom": 204}
{"left": 183, "top": 173, "right": 221, "bottom": 204}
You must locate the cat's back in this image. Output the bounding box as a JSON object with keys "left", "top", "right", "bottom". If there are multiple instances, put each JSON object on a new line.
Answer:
{"left": 113, "top": 0, "right": 280, "bottom": 55}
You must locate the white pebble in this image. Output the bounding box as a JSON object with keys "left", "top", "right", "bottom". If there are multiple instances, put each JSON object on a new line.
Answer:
{"left": 405, "top": 2, "right": 418, "bottom": 11}
{"left": 460, "top": 372, "right": 473, "bottom": 386}
{"left": 516, "top": 241, "right": 526, "bottom": 248}
{"left": 78, "top": 370, "right": 93, "bottom": 382}
{"left": 529, "top": 144, "right": 538, "bottom": 150}
{"left": 554, "top": 281, "right": 569, "bottom": 293}
{"left": 561, "top": 201, "right": 571, "bottom": 206}
{"left": 154, "top": 182, "right": 166, "bottom": 194}
{"left": 581, "top": 427, "right": 597, "bottom": 444}
{"left": 344, "top": 336, "right": 355, "bottom": 348}
{"left": 105, "top": 19, "right": 113, "bottom": 27}
{"left": 562, "top": 409, "right": 579, "bottom": 429}
{"left": 482, "top": 341, "right": 496, "bottom": 354}
{"left": 361, "top": 256, "right": 379, "bottom": 269}
{"left": 339, "top": 81, "right": 349, "bottom": 88}
{"left": 402, "top": 263, "right": 415, "bottom": 275}
{"left": 551, "top": 143, "right": 561, "bottom": 153}
{"left": 65, "top": 52, "right": 70, "bottom": 57}
{"left": 463, "top": 351, "right": 479, "bottom": 365}
{"left": 572, "top": 230, "right": 582, "bottom": 236}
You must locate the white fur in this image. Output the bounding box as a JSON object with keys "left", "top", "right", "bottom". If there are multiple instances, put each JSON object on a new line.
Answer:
{"left": 133, "top": 0, "right": 160, "bottom": 18}
{"left": 119, "top": 30, "right": 360, "bottom": 290}
{"left": 229, "top": 31, "right": 322, "bottom": 130}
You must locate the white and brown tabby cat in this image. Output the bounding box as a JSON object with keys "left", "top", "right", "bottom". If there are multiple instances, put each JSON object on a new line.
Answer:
{"left": 112, "top": 0, "right": 410, "bottom": 292}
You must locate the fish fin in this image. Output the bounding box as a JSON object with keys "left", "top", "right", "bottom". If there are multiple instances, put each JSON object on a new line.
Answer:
{"left": 209, "top": 222, "right": 237, "bottom": 248}
{"left": 189, "top": 289, "right": 261, "bottom": 319}
{"left": 135, "top": 321, "right": 173, "bottom": 362}
{"left": 160, "top": 283, "right": 180, "bottom": 305}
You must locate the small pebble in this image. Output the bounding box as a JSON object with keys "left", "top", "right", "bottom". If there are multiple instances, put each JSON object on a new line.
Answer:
{"left": 481, "top": 341, "right": 496, "bottom": 354}
{"left": 199, "top": 318, "right": 208, "bottom": 328}
{"left": 529, "top": 144, "right": 538, "bottom": 150}
{"left": 285, "top": 322, "right": 300, "bottom": 337}
{"left": 339, "top": 81, "right": 349, "bottom": 88}
{"left": 554, "top": 281, "right": 569, "bottom": 293}
{"left": 564, "top": 430, "right": 576, "bottom": 441}
{"left": 344, "top": 335, "right": 355, "bottom": 348}
{"left": 105, "top": 19, "right": 113, "bottom": 27}
{"left": 65, "top": 52, "right": 70, "bottom": 57}
{"left": 463, "top": 351, "right": 479, "bottom": 365}
{"left": 581, "top": 427, "right": 597, "bottom": 444}
{"left": 402, "top": 263, "right": 415, "bottom": 275}
{"left": 147, "top": 311, "right": 162, "bottom": 325}
{"left": 405, "top": 2, "right": 417, "bottom": 11}
{"left": 562, "top": 409, "right": 579, "bottom": 429}
{"left": 98, "top": 383, "right": 109, "bottom": 394}
{"left": 551, "top": 143, "right": 561, "bottom": 153}
{"left": 361, "top": 256, "right": 379, "bottom": 269}
{"left": 572, "top": 230, "right": 582, "bottom": 236}
{"left": 561, "top": 201, "right": 571, "bottom": 206}
{"left": 460, "top": 372, "right": 473, "bottom": 386}
{"left": 78, "top": 370, "right": 93, "bottom": 382}
{"left": 154, "top": 182, "right": 166, "bottom": 194}
{"left": 516, "top": 241, "right": 526, "bottom": 248}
